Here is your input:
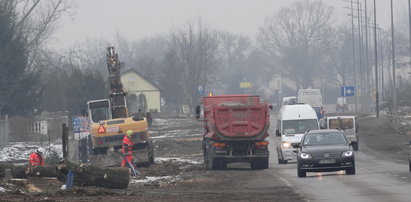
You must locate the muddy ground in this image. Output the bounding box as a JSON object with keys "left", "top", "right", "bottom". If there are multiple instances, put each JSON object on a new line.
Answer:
{"left": 1, "top": 113, "right": 410, "bottom": 201}
{"left": 0, "top": 116, "right": 304, "bottom": 202}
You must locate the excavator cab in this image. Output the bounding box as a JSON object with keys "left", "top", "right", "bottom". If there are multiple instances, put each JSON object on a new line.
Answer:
{"left": 87, "top": 99, "right": 112, "bottom": 123}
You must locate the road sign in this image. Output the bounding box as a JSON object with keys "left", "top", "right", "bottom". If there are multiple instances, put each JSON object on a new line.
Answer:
{"left": 198, "top": 85, "right": 204, "bottom": 95}
{"left": 240, "top": 82, "right": 252, "bottom": 88}
{"left": 73, "top": 116, "right": 90, "bottom": 133}
{"left": 341, "top": 86, "right": 355, "bottom": 97}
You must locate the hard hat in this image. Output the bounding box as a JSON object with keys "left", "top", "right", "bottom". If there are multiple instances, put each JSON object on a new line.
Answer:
{"left": 126, "top": 130, "right": 133, "bottom": 137}
{"left": 37, "top": 148, "right": 45, "bottom": 154}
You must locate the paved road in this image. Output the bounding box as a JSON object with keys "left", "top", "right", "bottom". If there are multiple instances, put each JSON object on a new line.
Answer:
{"left": 268, "top": 114, "right": 411, "bottom": 202}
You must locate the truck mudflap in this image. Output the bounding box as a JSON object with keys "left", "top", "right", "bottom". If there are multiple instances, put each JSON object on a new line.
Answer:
{"left": 203, "top": 139, "right": 269, "bottom": 170}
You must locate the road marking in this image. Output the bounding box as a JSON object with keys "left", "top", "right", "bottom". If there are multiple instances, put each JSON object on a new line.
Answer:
{"left": 277, "top": 175, "right": 294, "bottom": 187}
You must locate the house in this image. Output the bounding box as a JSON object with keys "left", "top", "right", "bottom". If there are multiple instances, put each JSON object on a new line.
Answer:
{"left": 121, "top": 69, "right": 161, "bottom": 114}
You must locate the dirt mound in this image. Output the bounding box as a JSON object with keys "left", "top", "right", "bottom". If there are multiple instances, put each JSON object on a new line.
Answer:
{"left": 359, "top": 116, "right": 411, "bottom": 162}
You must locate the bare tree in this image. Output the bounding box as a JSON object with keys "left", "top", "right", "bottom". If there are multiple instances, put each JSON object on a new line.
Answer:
{"left": 165, "top": 21, "right": 219, "bottom": 109}
{"left": 258, "top": 0, "right": 335, "bottom": 88}
{"left": 0, "top": 0, "right": 73, "bottom": 115}
{"left": 216, "top": 32, "right": 251, "bottom": 94}
{"left": 326, "top": 26, "right": 355, "bottom": 87}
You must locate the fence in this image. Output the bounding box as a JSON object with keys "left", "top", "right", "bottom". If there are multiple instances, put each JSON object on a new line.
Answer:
{"left": 0, "top": 115, "right": 9, "bottom": 147}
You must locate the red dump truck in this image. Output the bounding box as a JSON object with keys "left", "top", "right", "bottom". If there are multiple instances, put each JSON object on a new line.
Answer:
{"left": 196, "top": 95, "right": 271, "bottom": 170}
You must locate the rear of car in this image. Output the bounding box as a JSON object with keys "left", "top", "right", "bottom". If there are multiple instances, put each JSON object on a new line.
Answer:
{"left": 295, "top": 130, "right": 355, "bottom": 177}
{"left": 327, "top": 116, "right": 359, "bottom": 151}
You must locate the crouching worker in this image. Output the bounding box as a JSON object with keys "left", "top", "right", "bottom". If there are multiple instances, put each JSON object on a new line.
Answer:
{"left": 121, "top": 130, "right": 134, "bottom": 168}
{"left": 29, "top": 148, "right": 45, "bottom": 167}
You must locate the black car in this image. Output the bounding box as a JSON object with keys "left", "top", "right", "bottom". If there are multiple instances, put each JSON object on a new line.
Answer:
{"left": 292, "top": 129, "right": 355, "bottom": 177}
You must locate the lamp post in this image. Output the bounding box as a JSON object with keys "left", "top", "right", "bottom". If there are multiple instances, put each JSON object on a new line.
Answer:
{"left": 409, "top": 0, "right": 411, "bottom": 71}
{"left": 373, "top": 0, "right": 379, "bottom": 117}
{"left": 390, "top": 0, "right": 396, "bottom": 114}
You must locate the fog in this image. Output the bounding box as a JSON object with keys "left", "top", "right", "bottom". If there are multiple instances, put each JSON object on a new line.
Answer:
{"left": 50, "top": 0, "right": 406, "bottom": 50}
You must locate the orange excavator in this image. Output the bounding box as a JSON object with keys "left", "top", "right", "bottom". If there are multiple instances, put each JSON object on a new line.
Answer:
{"left": 86, "top": 46, "right": 154, "bottom": 166}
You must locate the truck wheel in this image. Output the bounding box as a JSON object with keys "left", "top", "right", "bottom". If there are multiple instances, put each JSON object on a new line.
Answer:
{"left": 251, "top": 158, "right": 269, "bottom": 169}
{"left": 216, "top": 158, "right": 227, "bottom": 170}
{"left": 148, "top": 141, "right": 155, "bottom": 164}
{"left": 297, "top": 162, "right": 306, "bottom": 177}
{"left": 148, "top": 148, "right": 155, "bottom": 164}
{"left": 206, "top": 150, "right": 214, "bottom": 170}
{"left": 260, "top": 157, "right": 269, "bottom": 169}
{"left": 92, "top": 147, "right": 107, "bottom": 155}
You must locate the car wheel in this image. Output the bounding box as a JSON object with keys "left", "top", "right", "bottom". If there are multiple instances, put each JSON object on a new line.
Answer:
{"left": 277, "top": 148, "right": 284, "bottom": 164}
{"left": 277, "top": 149, "right": 287, "bottom": 164}
{"left": 297, "top": 162, "right": 306, "bottom": 177}
{"left": 409, "top": 159, "right": 411, "bottom": 172}
{"left": 352, "top": 142, "right": 359, "bottom": 151}
{"left": 346, "top": 162, "right": 356, "bottom": 175}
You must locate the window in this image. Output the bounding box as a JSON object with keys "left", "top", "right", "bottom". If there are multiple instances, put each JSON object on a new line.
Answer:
{"left": 303, "top": 132, "right": 347, "bottom": 146}
{"left": 282, "top": 119, "right": 318, "bottom": 135}
{"left": 91, "top": 108, "right": 109, "bottom": 123}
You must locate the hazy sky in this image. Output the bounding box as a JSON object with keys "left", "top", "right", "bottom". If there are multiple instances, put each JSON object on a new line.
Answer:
{"left": 50, "top": 0, "right": 408, "bottom": 50}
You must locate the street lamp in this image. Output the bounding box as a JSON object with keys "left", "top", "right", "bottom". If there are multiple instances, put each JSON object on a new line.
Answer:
{"left": 373, "top": 0, "right": 379, "bottom": 117}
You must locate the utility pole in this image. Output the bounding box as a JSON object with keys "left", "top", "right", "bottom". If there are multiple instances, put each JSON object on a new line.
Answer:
{"left": 409, "top": 0, "right": 411, "bottom": 75}
{"left": 357, "top": 0, "right": 363, "bottom": 101}
{"left": 364, "top": 0, "right": 370, "bottom": 96}
{"left": 373, "top": 0, "right": 379, "bottom": 117}
{"left": 351, "top": 0, "right": 358, "bottom": 113}
{"left": 390, "top": 0, "right": 396, "bottom": 114}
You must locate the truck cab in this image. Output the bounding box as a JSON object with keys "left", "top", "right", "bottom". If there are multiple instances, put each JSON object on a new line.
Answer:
{"left": 87, "top": 99, "right": 112, "bottom": 123}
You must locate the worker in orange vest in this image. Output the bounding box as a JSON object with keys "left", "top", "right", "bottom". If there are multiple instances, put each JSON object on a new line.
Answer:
{"left": 29, "top": 148, "right": 45, "bottom": 167}
{"left": 121, "top": 130, "right": 134, "bottom": 167}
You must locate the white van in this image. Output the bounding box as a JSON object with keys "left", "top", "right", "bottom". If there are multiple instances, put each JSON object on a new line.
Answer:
{"left": 297, "top": 89, "right": 324, "bottom": 119}
{"left": 321, "top": 116, "right": 359, "bottom": 151}
{"left": 276, "top": 104, "right": 319, "bottom": 164}
{"left": 282, "top": 96, "right": 297, "bottom": 106}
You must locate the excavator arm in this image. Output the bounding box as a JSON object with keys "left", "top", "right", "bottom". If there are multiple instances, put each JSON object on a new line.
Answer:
{"left": 106, "top": 46, "right": 128, "bottom": 118}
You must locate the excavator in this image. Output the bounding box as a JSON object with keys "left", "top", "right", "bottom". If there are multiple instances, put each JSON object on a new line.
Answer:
{"left": 86, "top": 46, "right": 154, "bottom": 167}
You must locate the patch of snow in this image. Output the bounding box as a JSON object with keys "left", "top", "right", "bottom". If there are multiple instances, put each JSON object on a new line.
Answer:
{"left": 130, "top": 176, "right": 173, "bottom": 183}
{"left": 0, "top": 186, "right": 5, "bottom": 192}
{"left": 153, "top": 119, "right": 168, "bottom": 124}
{"left": 150, "top": 130, "right": 202, "bottom": 139}
{"left": 0, "top": 142, "right": 62, "bottom": 162}
{"left": 155, "top": 157, "right": 202, "bottom": 165}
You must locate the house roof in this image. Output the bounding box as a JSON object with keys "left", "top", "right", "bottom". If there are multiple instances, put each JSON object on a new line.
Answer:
{"left": 121, "top": 68, "right": 161, "bottom": 91}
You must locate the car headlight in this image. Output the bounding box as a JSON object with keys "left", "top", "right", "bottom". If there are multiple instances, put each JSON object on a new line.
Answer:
{"left": 282, "top": 141, "right": 291, "bottom": 148}
{"left": 342, "top": 150, "right": 353, "bottom": 157}
{"left": 300, "top": 152, "right": 312, "bottom": 159}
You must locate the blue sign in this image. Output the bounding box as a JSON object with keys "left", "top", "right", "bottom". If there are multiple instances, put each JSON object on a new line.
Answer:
{"left": 198, "top": 85, "right": 204, "bottom": 95}
{"left": 72, "top": 116, "right": 90, "bottom": 133}
{"left": 341, "top": 86, "right": 355, "bottom": 97}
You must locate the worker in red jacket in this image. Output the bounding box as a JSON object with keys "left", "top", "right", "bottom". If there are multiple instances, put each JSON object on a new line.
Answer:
{"left": 121, "top": 130, "right": 134, "bottom": 167}
{"left": 29, "top": 148, "right": 45, "bottom": 167}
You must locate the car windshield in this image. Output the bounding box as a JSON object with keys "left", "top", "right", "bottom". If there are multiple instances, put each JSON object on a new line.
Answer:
{"left": 329, "top": 118, "right": 354, "bottom": 130}
{"left": 282, "top": 119, "right": 319, "bottom": 135}
{"left": 303, "top": 132, "right": 347, "bottom": 146}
